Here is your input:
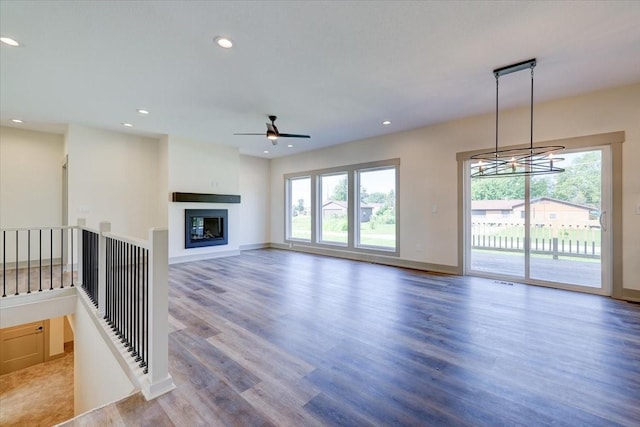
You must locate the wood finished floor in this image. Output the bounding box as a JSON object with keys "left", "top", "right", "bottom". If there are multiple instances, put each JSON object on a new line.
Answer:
{"left": 63, "top": 249, "right": 640, "bottom": 426}
{"left": 0, "top": 343, "right": 74, "bottom": 427}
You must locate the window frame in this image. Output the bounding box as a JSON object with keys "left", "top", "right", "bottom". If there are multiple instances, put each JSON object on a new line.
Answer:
{"left": 285, "top": 175, "right": 313, "bottom": 242}
{"left": 318, "top": 171, "right": 350, "bottom": 246}
{"left": 355, "top": 165, "right": 398, "bottom": 252}
{"left": 284, "top": 158, "right": 399, "bottom": 257}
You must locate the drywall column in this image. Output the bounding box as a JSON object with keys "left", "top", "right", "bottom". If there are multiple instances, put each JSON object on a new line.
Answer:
{"left": 142, "top": 227, "right": 175, "bottom": 399}
{"left": 97, "top": 221, "right": 110, "bottom": 317}
{"left": 48, "top": 316, "right": 65, "bottom": 357}
{"left": 76, "top": 219, "right": 85, "bottom": 285}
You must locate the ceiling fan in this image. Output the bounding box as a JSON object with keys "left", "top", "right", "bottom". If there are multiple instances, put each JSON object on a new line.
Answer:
{"left": 234, "top": 115, "right": 311, "bottom": 146}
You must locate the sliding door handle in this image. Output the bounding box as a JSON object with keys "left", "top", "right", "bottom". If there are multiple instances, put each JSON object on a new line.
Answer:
{"left": 599, "top": 211, "right": 607, "bottom": 232}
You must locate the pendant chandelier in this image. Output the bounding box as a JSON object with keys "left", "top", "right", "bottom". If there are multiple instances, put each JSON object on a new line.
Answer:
{"left": 470, "top": 59, "right": 564, "bottom": 178}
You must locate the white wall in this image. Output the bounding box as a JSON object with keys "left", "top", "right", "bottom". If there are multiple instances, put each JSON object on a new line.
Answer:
{"left": 167, "top": 135, "right": 241, "bottom": 263}
{"left": 70, "top": 299, "right": 135, "bottom": 415}
{"left": 157, "top": 135, "right": 169, "bottom": 228}
{"left": 239, "top": 154, "right": 271, "bottom": 248}
{"left": 65, "top": 124, "right": 161, "bottom": 239}
{"left": 270, "top": 83, "right": 640, "bottom": 290}
{"left": 0, "top": 127, "right": 64, "bottom": 228}
{"left": 48, "top": 316, "right": 65, "bottom": 357}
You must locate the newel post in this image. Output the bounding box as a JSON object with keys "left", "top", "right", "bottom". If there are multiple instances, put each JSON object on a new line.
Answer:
{"left": 97, "top": 221, "right": 110, "bottom": 317}
{"left": 142, "top": 227, "right": 175, "bottom": 399}
{"left": 76, "top": 219, "right": 86, "bottom": 284}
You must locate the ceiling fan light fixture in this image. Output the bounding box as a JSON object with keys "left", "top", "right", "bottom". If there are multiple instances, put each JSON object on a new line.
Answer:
{"left": 470, "top": 58, "right": 565, "bottom": 178}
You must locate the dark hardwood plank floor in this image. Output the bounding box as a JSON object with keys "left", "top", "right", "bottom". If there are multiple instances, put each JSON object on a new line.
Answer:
{"left": 63, "top": 249, "right": 640, "bottom": 426}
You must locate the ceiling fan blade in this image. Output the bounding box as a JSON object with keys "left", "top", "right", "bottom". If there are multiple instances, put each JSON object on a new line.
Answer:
{"left": 278, "top": 133, "right": 311, "bottom": 139}
{"left": 233, "top": 133, "right": 265, "bottom": 135}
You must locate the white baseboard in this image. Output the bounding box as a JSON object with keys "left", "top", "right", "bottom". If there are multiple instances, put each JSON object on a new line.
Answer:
{"left": 169, "top": 249, "right": 241, "bottom": 265}
{"left": 240, "top": 243, "right": 271, "bottom": 251}
{"left": 268, "top": 242, "right": 460, "bottom": 275}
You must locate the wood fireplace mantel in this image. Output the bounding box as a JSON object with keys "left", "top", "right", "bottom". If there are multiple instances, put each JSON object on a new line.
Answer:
{"left": 171, "top": 192, "right": 241, "bottom": 203}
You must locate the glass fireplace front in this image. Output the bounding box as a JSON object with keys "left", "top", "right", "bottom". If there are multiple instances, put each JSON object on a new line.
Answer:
{"left": 184, "top": 209, "right": 228, "bottom": 248}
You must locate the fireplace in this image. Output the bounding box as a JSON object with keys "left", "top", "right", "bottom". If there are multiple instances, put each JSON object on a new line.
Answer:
{"left": 185, "top": 209, "right": 228, "bottom": 248}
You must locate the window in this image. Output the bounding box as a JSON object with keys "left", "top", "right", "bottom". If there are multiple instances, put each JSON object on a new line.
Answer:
{"left": 287, "top": 176, "right": 311, "bottom": 241}
{"left": 357, "top": 167, "right": 396, "bottom": 250}
{"left": 285, "top": 159, "right": 399, "bottom": 255}
{"left": 319, "top": 173, "right": 349, "bottom": 245}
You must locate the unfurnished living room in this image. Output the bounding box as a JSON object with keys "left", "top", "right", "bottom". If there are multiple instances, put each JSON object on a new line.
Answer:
{"left": 0, "top": 1, "right": 639, "bottom": 426}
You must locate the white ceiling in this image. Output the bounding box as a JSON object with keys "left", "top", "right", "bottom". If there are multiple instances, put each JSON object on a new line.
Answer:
{"left": 1, "top": 1, "right": 639, "bottom": 158}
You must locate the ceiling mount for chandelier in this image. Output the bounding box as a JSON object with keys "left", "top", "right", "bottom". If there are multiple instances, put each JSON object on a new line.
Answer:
{"left": 470, "top": 58, "right": 565, "bottom": 178}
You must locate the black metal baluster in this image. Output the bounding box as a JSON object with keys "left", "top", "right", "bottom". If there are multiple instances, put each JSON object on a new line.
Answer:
{"left": 82, "top": 231, "right": 86, "bottom": 296}
{"left": 60, "top": 228, "right": 64, "bottom": 288}
{"left": 142, "top": 248, "right": 148, "bottom": 373}
{"left": 119, "top": 240, "right": 124, "bottom": 338}
{"left": 118, "top": 240, "right": 123, "bottom": 337}
{"left": 95, "top": 232, "right": 98, "bottom": 303}
{"left": 27, "top": 230, "right": 31, "bottom": 293}
{"left": 125, "top": 241, "right": 129, "bottom": 344}
{"left": 95, "top": 234, "right": 99, "bottom": 305}
{"left": 83, "top": 231, "right": 87, "bottom": 299}
{"left": 115, "top": 240, "right": 119, "bottom": 333}
{"left": 2, "top": 230, "right": 5, "bottom": 297}
{"left": 124, "top": 242, "right": 128, "bottom": 346}
{"left": 105, "top": 238, "right": 110, "bottom": 321}
{"left": 133, "top": 245, "right": 139, "bottom": 357}
{"left": 135, "top": 245, "right": 140, "bottom": 359}
{"left": 129, "top": 242, "right": 133, "bottom": 349}
{"left": 108, "top": 238, "right": 113, "bottom": 326}
{"left": 39, "top": 230, "right": 42, "bottom": 292}
{"left": 50, "top": 229, "right": 53, "bottom": 290}
{"left": 111, "top": 238, "right": 115, "bottom": 320}
{"left": 15, "top": 230, "right": 19, "bottom": 296}
{"left": 128, "top": 244, "right": 133, "bottom": 353}
{"left": 70, "top": 228, "right": 74, "bottom": 287}
{"left": 111, "top": 238, "right": 115, "bottom": 324}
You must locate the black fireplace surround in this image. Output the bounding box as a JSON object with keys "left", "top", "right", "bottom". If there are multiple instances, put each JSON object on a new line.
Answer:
{"left": 185, "top": 209, "right": 228, "bottom": 248}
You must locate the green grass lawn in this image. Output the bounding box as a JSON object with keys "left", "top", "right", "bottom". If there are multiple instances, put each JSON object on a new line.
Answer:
{"left": 290, "top": 216, "right": 395, "bottom": 249}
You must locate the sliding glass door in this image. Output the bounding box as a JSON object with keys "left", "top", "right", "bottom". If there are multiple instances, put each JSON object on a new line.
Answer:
{"left": 467, "top": 146, "right": 611, "bottom": 294}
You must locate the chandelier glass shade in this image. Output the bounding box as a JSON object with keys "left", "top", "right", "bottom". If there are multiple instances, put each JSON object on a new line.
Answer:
{"left": 470, "top": 59, "right": 565, "bottom": 178}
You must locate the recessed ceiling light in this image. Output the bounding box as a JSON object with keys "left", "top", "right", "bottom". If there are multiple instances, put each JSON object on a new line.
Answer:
{"left": 122, "top": 123, "right": 133, "bottom": 127}
{"left": 382, "top": 120, "right": 391, "bottom": 125}
{"left": 287, "top": 144, "right": 293, "bottom": 148}
{"left": 0, "top": 37, "right": 20, "bottom": 47}
{"left": 214, "top": 37, "right": 233, "bottom": 49}
{"left": 136, "top": 109, "right": 149, "bottom": 115}
{"left": 11, "top": 119, "right": 23, "bottom": 123}
{"left": 263, "top": 150, "right": 269, "bottom": 154}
